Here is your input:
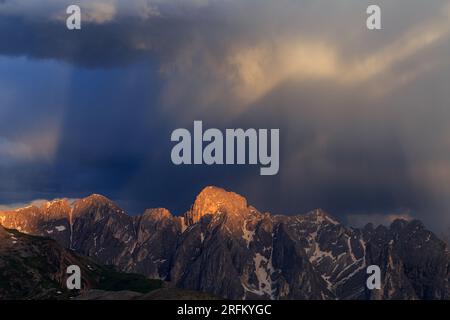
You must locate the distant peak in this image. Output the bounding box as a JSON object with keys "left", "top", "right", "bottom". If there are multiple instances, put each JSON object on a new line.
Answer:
{"left": 312, "top": 208, "right": 328, "bottom": 216}
{"left": 185, "top": 186, "right": 248, "bottom": 225}
{"left": 81, "top": 194, "right": 114, "bottom": 204}
{"left": 308, "top": 208, "right": 340, "bottom": 225}
{"left": 142, "top": 208, "right": 173, "bottom": 220}
{"left": 86, "top": 193, "right": 109, "bottom": 200}
{"left": 390, "top": 218, "right": 422, "bottom": 232}
{"left": 75, "top": 194, "right": 124, "bottom": 213}
{"left": 197, "top": 186, "right": 247, "bottom": 201}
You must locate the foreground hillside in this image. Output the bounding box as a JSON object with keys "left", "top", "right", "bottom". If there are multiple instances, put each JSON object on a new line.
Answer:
{"left": 0, "top": 224, "right": 163, "bottom": 299}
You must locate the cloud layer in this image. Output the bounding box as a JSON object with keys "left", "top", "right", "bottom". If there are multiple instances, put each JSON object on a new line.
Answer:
{"left": 1, "top": 0, "right": 450, "bottom": 232}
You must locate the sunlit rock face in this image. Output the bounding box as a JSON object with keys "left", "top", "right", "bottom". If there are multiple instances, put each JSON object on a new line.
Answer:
{"left": 1, "top": 186, "right": 449, "bottom": 300}
{"left": 185, "top": 186, "right": 248, "bottom": 225}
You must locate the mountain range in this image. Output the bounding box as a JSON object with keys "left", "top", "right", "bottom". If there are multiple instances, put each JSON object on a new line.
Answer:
{"left": 1, "top": 186, "right": 449, "bottom": 299}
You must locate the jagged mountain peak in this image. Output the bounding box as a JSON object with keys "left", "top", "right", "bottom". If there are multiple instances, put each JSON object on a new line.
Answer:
{"left": 185, "top": 186, "right": 249, "bottom": 225}
{"left": 390, "top": 218, "right": 422, "bottom": 231}
{"left": 306, "top": 208, "right": 340, "bottom": 225}
{"left": 142, "top": 208, "right": 173, "bottom": 220}
{"left": 80, "top": 194, "right": 114, "bottom": 204}
{"left": 74, "top": 194, "right": 123, "bottom": 212}
{"left": 196, "top": 186, "right": 247, "bottom": 204}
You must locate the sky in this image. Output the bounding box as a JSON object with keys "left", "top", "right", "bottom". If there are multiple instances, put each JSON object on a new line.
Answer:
{"left": 0, "top": 0, "right": 450, "bottom": 233}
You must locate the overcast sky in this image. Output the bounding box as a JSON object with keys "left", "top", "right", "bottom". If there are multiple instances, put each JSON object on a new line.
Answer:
{"left": 0, "top": 0, "right": 450, "bottom": 232}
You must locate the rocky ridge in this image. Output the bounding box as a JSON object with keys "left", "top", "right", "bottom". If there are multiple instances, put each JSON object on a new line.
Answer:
{"left": 1, "top": 186, "right": 449, "bottom": 299}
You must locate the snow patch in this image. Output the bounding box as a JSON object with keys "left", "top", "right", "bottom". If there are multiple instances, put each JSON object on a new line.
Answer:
{"left": 154, "top": 259, "right": 167, "bottom": 264}
{"left": 336, "top": 263, "right": 366, "bottom": 285}
{"left": 69, "top": 208, "right": 74, "bottom": 249}
{"left": 129, "top": 242, "right": 137, "bottom": 254}
{"left": 55, "top": 225, "right": 66, "bottom": 232}
{"left": 325, "top": 216, "right": 339, "bottom": 225}
{"left": 242, "top": 220, "right": 255, "bottom": 248}
{"left": 124, "top": 235, "right": 132, "bottom": 244}
{"left": 347, "top": 236, "right": 356, "bottom": 262}
{"left": 242, "top": 253, "right": 275, "bottom": 299}
{"left": 253, "top": 253, "right": 275, "bottom": 298}
{"left": 309, "top": 242, "right": 334, "bottom": 263}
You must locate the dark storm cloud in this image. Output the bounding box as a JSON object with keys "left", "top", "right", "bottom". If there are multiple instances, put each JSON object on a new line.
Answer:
{"left": 0, "top": 14, "right": 163, "bottom": 68}
{"left": 1, "top": 0, "right": 450, "bottom": 232}
{"left": 0, "top": 0, "right": 205, "bottom": 67}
